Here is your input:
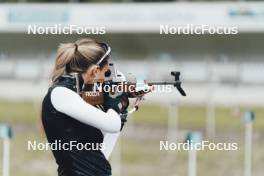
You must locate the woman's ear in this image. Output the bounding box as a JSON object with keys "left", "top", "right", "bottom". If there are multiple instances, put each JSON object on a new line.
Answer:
{"left": 83, "top": 65, "right": 99, "bottom": 84}
{"left": 91, "top": 65, "right": 99, "bottom": 77}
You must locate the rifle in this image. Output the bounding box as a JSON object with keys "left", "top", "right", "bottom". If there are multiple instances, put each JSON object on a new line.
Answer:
{"left": 79, "top": 61, "right": 186, "bottom": 113}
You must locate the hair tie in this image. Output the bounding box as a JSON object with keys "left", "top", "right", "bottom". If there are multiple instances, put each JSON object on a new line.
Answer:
{"left": 74, "top": 43, "right": 78, "bottom": 53}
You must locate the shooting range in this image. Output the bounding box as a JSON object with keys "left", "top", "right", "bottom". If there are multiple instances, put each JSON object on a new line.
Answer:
{"left": 0, "top": 1, "right": 264, "bottom": 176}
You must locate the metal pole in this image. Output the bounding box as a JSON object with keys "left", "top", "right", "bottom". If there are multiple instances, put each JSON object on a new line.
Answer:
{"left": 244, "top": 122, "right": 252, "bottom": 176}
{"left": 186, "top": 132, "right": 202, "bottom": 176}
{"left": 0, "top": 125, "right": 12, "bottom": 176}
{"left": 188, "top": 147, "right": 197, "bottom": 176}
{"left": 3, "top": 139, "right": 10, "bottom": 176}
{"left": 243, "top": 111, "right": 255, "bottom": 176}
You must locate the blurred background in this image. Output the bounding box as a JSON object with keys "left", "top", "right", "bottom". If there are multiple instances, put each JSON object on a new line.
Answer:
{"left": 0, "top": 1, "right": 264, "bottom": 176}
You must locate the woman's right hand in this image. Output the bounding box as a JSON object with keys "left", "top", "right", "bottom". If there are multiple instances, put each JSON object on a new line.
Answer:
{"left": 103, "top": 92, "right": 129, "bottom": 130}
{"left": 103, "top": 92, "right": 129, "bottom": 114}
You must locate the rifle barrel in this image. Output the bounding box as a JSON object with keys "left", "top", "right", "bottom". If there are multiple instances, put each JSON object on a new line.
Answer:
{"left": 147, "top": 81, "right": 181, "bottom": 86}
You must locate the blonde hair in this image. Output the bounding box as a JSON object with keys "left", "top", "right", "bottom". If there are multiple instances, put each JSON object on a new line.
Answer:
{"left": 51, "top": 38, "right": 107, "bottom": 84}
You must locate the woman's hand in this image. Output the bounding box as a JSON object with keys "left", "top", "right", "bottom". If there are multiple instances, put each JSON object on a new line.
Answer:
{"left": 103, "top": 92, "right": 129, "bottom": 130}
{"left": 103, "top": 92, "right": 129, "bottom": 114}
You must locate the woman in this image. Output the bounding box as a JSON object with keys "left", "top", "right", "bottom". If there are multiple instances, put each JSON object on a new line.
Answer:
{"left": 41, "top": 38, "right": 129, "bottom": 176}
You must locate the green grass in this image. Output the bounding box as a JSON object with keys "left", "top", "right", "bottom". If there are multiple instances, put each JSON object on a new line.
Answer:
{"left": 0, "top": 101, "right": 41, "bottom": 124}
{"left": 119, "top": 137, "right": 263, "bottom": 176}
{"left": 133, "top": 104, "right": 264, "bottom": 130}
{"left": 0, "top": 101, "right": 264, "bottom": 176}
{"left": 1, "top": 101, "right": 264, "bottom": 130}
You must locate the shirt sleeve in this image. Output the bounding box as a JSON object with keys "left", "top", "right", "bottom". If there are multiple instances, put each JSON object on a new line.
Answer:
{"left": 50, "top": 86, "right": 121, "bottom": 133}
{"left": 101, "top": 132, "right": 120, "bottom": 159}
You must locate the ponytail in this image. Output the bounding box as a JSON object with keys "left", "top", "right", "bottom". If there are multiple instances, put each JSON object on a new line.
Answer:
{"left": 51, "top": 43, "right": 76, "bottom": 83}
{"left": 50, "top": 38, "right": 107, "bottom": 85}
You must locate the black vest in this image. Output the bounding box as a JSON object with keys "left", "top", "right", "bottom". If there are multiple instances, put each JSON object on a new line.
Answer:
{"left": 41, "top": 75, "right": 111, "bottom": 176}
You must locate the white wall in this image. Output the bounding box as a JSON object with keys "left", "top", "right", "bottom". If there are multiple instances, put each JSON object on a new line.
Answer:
{"left": 0, "top": 2, "right": 264, "bottom": 33}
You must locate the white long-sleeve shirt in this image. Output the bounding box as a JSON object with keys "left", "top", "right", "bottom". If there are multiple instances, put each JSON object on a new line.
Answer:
{"left": 50, "top": 86, "right": 121, "bottom": 159}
